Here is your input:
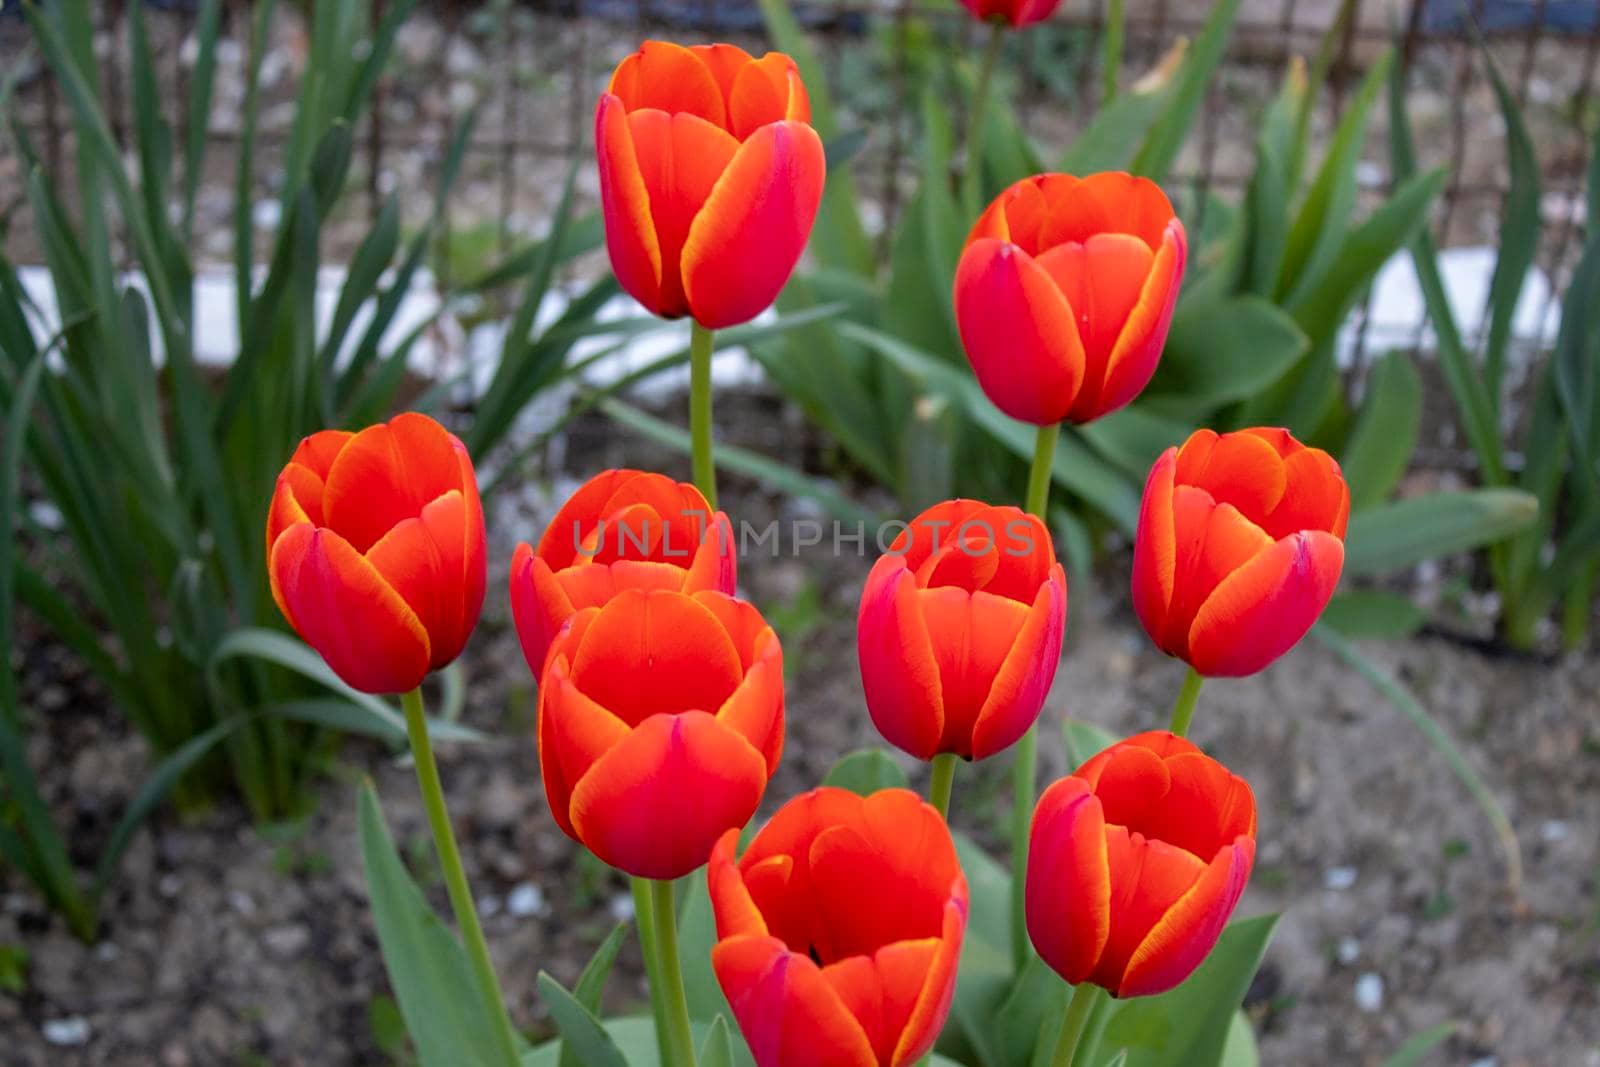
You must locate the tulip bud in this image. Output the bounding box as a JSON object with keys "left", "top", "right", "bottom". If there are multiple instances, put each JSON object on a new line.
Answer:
{"left": 1027, "top": 731, "right": 1256, "bottom": 998}
{"left": 954, "top": 172, "right": 1186, "bottom": 426}
{"left": 1132, "top": 427, "right": 1349, "bottom": 677}
{"left": 857, "top": 500, "right": 1066, "bottom": 762}
{"left": 537, "top": 588, "right": 783, "bottom": 879}
{"left": 266, "top": 413, "right": 486, "bottom": 695}
{"left": 957, "top": 0, "right": 1061, "bottom": 28}
{"left": 708, "top": 787, "right": 968, "bottom": 1066}
{"left": 596, "top": 41, "right": 826, "bottom": 328}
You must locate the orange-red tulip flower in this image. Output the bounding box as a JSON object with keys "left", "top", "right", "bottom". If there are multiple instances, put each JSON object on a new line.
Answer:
{"left": 708, "top": 787, "right": 967, "bottom": 1067}
{"left": 1132, "top": 427, "right": 1349, "bottom": 677}
{"left": 509, "top": 469, "right": 735, "bottom": 674}
{"left": 958, "top": 0, "right": 1061, "bottom": 28}
{"left": 857, "top": 500, "right": 1066, "bottom": 762}
{"left": 953, "top": 172, "right": 1187, "bottom": 426}
{"left": 538, "top": 588, "right": 782, "bottom": 879}
{"left": 1027, "top": 730, "right": 1255, "bottom": 998}
{"left": 596, "top": 40, "right": 826, "bottom": 329}
{"left": 266, "top": 413, "right": 486, "bottom": 695}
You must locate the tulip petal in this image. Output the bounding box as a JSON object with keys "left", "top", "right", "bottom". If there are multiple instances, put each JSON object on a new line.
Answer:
{"left": 1026, "top": 779, "right": 1111, "bottom": 985}
{"left": 709, "top": 827, "right": 771, "bottom": 940}
{"left": 1042, "top": 172, "right": 1176, "bottom": 252}
{"left": 918, "top": 587, "right": 1029, "bottom": 756}
{"left": 678, "top": 120, "right": 825, "bottom": 328}
{"left": 892, "top": 900, "right": 966, "bottom": 1065}
{"left": 1131, "top": 448, "right": 1179, "bottom": 646}
{"left": 690, "top": 42, "right": 757, "bottom": 106}
{"left": 712, "top": 937, "right": 877, "bottom": 1067}
{"left": 322, "top": 413, "right": 461, "bottom": 553}
{"left": 1096, "top": 221, "right": 1187, "bottom": 418}
{"left": 1136, "top": 751, "right": 1257, "bottom": 855}
{"left": 509, "top": 546, "right": 575, "bottom": 676}
{"left": 954, "top": 238, "right": 1086, "bottom": 426}
{"left": 686, "top": 512, "right": 738, "bottom": 594}
{"left": 1186, "top": 530, "right": 1345, "bottom": 677}
{"left": 365, "top": 510, "right": 449, "bottom": 662}
{"left": 971, "top": 565, "right": 1066, "bottom": 760}
{"left": 1260, "top": 444, "right": 1350, "bottom": 541}
{"left": 857, "top": 560, "right": 945, "bottom": 760}
{"left": 267, "top": 468, "right": 320, "bottom": 569}
{"left": 1166, "top": 499, "right": 1275, "bottom": 652}
{"left": 608, "top": 41, "right": 726, "bottom": 128}
{"left": 1119, "top": 838, "right": 1255, "bottom": 997}
{"left": 728, "top": 53, "right": 807, "bottom": 139}
{"left": 288, "top": 428, "right": 353, "bottom": 480}
{"left": 1033, "top": 232, "right": 1155, "bottom": 416}
{"left": 1092, "top": 830, "right": 1208, "bottom": 991}
{"left": 597, "top": 95, "right": 667, "bottom": 315}
{"left": 538, "top": 655, "right": 632, "bottom": 839}
{"left": 269, "top": 524, "right": 430, "bottom": 694}
{"left": 569, "top": 711, "right": 766, "bottom": 879}
{"left": 823, "top": 939, "right": 940, "bottom": 1066}
{"left": 626, "top": 109, "right": 743, "bottom": 317}
{"left": 570, "top": 588, "right": 743, "bottom": 725}
{"left": 1175, "top": 424, "right": 1287, "bottom": 523}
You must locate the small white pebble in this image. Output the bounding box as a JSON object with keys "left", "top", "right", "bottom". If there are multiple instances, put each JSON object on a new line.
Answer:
{"left": 1469, "top": 1058, "right": 1496, "bottom": 1067}
{"left": 93, "top": 941, "right": 119, "bottom": 962}
{"left": 43, "top": 1017, "right": 91, "bottom": 1046}
{"left": 506, "top": 883, "right": 546, "bottom": 918}
{"left": 1324, "top": 866, "right": 1358, "bottom": 891}
{"left": 608, "top": 893, "right": 635, "bottom": 923}
{"left": 1336, "top": 937, "right": 1360, "bottom": 965}
{"left": 157, "top": 874, "right": 183, "bottom": 898}
{"left": 478, "top": 895, "right": 501, "bottom": 919}
{"left": 1354, "top": 972, "right": 1384, "bottom": 1013}
{"left": 1540, "top": 820, "right": 1569, "bottom": 843}
{"left": 228, "top": 890, "right": 256, "bottom": 916}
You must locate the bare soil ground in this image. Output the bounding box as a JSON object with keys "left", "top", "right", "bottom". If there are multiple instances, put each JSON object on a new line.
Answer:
{"left": 2, "top": 394, "right": 1597, "bottom": 1067}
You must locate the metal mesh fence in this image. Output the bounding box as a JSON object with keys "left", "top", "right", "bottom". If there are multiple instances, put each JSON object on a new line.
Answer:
{"left": 2, "top": 0, "right": 1597, "bottom": 372}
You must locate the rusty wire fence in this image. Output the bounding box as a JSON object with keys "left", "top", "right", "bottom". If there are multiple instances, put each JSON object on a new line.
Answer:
{"left": 1, "top": 0, "right": 1597, "bottom": 378}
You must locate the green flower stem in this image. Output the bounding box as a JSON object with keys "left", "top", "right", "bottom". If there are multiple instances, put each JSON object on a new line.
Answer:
{"left": 928, "top": 752, "right": 959, "bottom": 819}
{"left": 689, "top": 321, "right": 718, "bottom": 510}
{"left": 1010, "top": 421, "right": 1059, "bottom": 973}
{"left": 1168, "top": 667, "right": 1205, "bottom": 737}
{"left": 400, "top": 688, "right": 522, "bottom": 1067}
{"left": 962, "top": 20, "right": 1006, "bottom": 220}
{"left": 649, "top": 878, "right": 698, "bottom": 1067}
{"left": 631, "top": 877, "right": 671, "bottom": 1067}
{"left": 1048, "top": 984, "right": 1106, "bottom": 1067}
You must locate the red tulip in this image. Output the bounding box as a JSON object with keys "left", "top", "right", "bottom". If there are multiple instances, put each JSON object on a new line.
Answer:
{"left": 537, "top": 588, "right": 782, "bottom": 879}
{"left": 1027, "top": 730, "right": 1255, "bottom": 998}
{"left": 953, "top": 172, "right": 1187, "bottom": 425}
{"left": 1132, "top": 427, "right": 1349, "bottom": 677}
{"left": 857, "top": 500, "right": 1066, "bottom": 762}
{"left": 596, "top": 40, "right": 826, "bottom": 329}
{"left": 509, "top": 469, "right": 734, "bottom": 674}
{"left": 266, "top": 413, "right": 486, "bottom": 695}
{"left": 708, "top": 787, "right": 967, "bottom": 1067}
{"left": 958, "top": 0, "right": 1061, "bottom": 28}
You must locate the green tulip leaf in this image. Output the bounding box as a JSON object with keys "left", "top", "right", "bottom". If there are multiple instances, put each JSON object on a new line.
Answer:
{"left": 357, "top": 784, "right": 510, "bottom": 1067}
{"left": 1098, "top": 914, "right": 1278, "bottom": 1067}
{"left": 823, "top": 749, "right": 911, "bottom": 797}
{"left": 1319, "top": 590, "right": 1426, "bottom": 639}
{"left": 1345, "top": 490, "right": 1539, "bottom": 576}
{"left": 539, "top": 972, "right": 627, "bottom": 1067}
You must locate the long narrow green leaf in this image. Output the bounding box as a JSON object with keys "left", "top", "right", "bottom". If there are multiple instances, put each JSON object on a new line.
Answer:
{"left": 1061, "top": 41, "right": 1185, "bottom": 175}
{"left": 1345, "top": 489, "right": 1538, "bottom": 576}
{"left": 235, "top": 0, "right": 279, "bottom": 325}
{"left": 1477, "top": 38, "right": 1541, "bottom": 403}
{"left": 1380, "top": 1023, "right": 1458, "bottom": 1067}
{"left": 1341, "top": 352, "right": 1422, "bottom": 510}
{"left": 1388, "top": 38, "right": 1505, "bottom": 485}
{"left": 1130, "top": 0, "right": 1242, "bottom": 183}
{"left": 208, "top": 629, "right": 484, "bottom": 745}
{"left": 92, "top": 715, "right": 247, "bottom": 894}
{"left": 1314, "top": 626, "right": 1521, "bottom": 895}
{"left": 1277, "top": 51, "right": 1393, "bottom": 308}
{"left": 0, "top": 353, "right": 93, "bottom": 937}
{"left": 181, "top": 0, "right": 224, "bottom": 239}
